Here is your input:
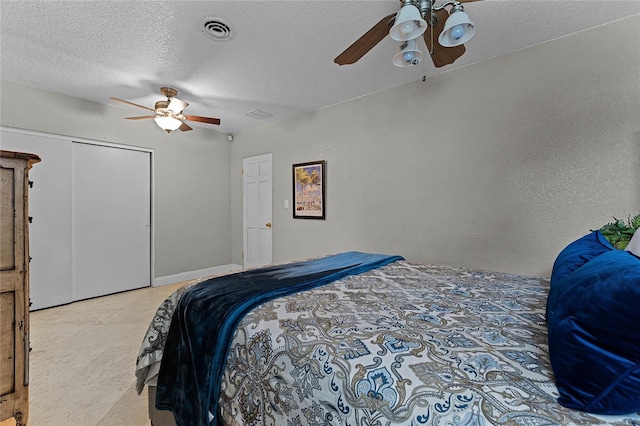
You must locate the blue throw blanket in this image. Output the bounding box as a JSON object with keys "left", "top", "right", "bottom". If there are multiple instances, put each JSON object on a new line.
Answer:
{"left": 155, "top": 251, "right": 404, "bottom": 426}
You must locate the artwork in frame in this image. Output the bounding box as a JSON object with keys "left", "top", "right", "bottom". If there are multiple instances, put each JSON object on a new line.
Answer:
{"left": 293, "top": 160, "right": 325, "bottom": 219}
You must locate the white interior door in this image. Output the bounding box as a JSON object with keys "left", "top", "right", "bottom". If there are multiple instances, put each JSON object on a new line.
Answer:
{"left": 243, "top": 154, "right": 272, "bottom": 268}
{"left": 0, "top": 130, "right": 74, "bottom": 309}
{"left": 71, "top": 142, "right": 151, "bottom": 301}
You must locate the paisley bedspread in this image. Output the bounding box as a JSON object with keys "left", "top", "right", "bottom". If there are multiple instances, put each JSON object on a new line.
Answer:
{"left": 136, "top": 260, "right": 640, "bottom": 426}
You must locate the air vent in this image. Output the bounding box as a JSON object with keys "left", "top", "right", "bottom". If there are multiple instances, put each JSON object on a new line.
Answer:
{"left": 200, "top": 17, "right": 235, "bottom": 41}
{"left": 245, "top": 109, "right": 274, "bottom": 120}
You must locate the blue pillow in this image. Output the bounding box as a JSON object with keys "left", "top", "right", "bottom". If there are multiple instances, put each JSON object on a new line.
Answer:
{"left": 551, "top": 231, "right": 614, "bottom": 283}
{"left": 547, "top": 249, "right": 640, "bottom": 414}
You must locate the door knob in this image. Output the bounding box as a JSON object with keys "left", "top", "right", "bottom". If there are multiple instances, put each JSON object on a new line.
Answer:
{"left": 266, "top": 222, "right": 272, "bottom": 228}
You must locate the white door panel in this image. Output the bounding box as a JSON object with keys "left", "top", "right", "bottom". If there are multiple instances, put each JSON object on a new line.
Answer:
{"left": 0, "top": 130, "right": 74, "bottom": 309}
{"left": 243, "top": 154, "right": 272, "bottom": 268}
{"left": 72, "top": 142, "right": 151, "bottom": 301}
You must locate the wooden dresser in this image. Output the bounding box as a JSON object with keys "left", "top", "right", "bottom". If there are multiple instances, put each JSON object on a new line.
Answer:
{"left": 0, "top": 150, "right": 40, "bottom": 426}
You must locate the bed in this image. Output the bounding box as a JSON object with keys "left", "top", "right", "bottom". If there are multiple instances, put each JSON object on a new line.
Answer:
{"left": 136, "top": 250, "right": 640, "bottom": 426}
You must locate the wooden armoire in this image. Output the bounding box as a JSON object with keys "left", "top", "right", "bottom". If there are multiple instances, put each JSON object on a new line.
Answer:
{"left": 0, "top": 150, "right": 40, "bottom": 426}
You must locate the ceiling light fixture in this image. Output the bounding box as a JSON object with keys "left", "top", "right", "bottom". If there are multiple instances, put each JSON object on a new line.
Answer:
{"left": 111, "top": 86, "right": 220, "bottom": 133}
{"left": 438, "top": 2, "right": 476, "bottom": 47}
{"left": 154, "top": 116, "right": 183, "bottom": 133}
{"left": 389, "top": 0, "right": 427, "bottom": 41}
{"left": 167, "top": 97, "right": 188, "bottom": 114}
{"left": 391, "top": 0, "right": 476, "bottom": 67}
{"left": 393, "top": 39, "right": 423, "bottom": 67}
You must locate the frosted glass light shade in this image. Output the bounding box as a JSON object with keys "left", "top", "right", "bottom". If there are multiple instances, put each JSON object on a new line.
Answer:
{"left": 389, "top": 4, "right": 427, "bottom": 41}
{"left": 438, "top": 9, "right": 475, "bottom": 47}
{"left": 167, "top": 97, "right": 188, "bottom": 114}
{"left": 154, "top": 116, "right": 183, "bottom": 132}
{"left": 392, "top": 39, "right": 423, "bottom": 67}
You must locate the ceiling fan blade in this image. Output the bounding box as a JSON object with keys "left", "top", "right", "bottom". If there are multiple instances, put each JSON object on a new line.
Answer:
{"left": 110, "top": 97, "right": 155, "bottom": 112}
{"left": 423, "top": 9, "right": 466, "bottom": 68}
{"left": 179, "top": 122, "right": 193, "bottom": 132}
{"left": 125, "top": 115, "right": 156, "bottom": 120}
{"left": 184, "top": 115, "right": 221, "bottom": 125}
{"left": 334, "top": 13, "right": 396, "bottom": 65}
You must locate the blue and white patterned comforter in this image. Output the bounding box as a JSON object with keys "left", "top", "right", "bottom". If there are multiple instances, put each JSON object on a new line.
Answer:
{"left": 137, "top": 260, "right": 640, "bottom": 425}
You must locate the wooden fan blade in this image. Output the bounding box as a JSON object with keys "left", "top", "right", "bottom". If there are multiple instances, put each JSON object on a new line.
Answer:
{"left": 110, "top": 97, "right": 155, "bottom": 112}
{"left": 184, "top": 115, "right": 221, "bottom": 125}
{"left": 125, "top": 115, "right": 156, "bottom": 120}
{"left": 334, "top": 13, "right": 396, "bottom": 65}
{"left": 423, "top": 9, "right": 466, "bottom": 68}
{"left": 179, "top": 122, "right": 193, "bottom": 132}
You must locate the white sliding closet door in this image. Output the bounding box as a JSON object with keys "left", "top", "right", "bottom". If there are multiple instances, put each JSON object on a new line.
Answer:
{"left": 71, "top": 142, "right": 151, "bottom": 301}
{"left": 0, "top": 130, "right": 73, "bottom": 309}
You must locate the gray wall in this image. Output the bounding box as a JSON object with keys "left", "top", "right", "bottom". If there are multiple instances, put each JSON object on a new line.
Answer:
{"left": 1, "top": 17, "right": 637, "bottom": 281}
{"left": 0, "top": 81, "right": 231, "bottom": 278}
{"left": 230, "top": 16, "right": 640, "bottom": 278}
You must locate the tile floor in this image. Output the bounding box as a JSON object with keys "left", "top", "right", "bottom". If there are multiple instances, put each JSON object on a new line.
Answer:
{"left": 2, "top": 281, "right": 185, "bottom": 426}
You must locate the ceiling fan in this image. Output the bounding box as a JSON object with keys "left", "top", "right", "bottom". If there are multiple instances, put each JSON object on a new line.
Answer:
{"left": 335, "top": 0, "right": 480, "bottom": 68}
{"left": 110, "top": 87, "right": 221, "bottom": 133}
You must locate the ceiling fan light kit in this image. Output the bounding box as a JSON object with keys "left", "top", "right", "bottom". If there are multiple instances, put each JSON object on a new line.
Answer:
{"left": 154, "top": 116, "right": 183, "bottom": 133}
{"left": 334, "top": 0, "right": 479, "bottom": 69}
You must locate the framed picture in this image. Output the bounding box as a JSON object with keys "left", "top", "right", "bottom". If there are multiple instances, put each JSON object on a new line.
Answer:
{"left": 292, "top": 160, "right": 325, "bottom": 219}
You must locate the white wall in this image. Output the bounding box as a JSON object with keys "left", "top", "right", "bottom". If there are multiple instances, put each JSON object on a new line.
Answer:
{"left": 230, "top": 16, "right": 640, "bottom": 278}
{"left": 0, "top": 81, "right": 232, "bottom": 278}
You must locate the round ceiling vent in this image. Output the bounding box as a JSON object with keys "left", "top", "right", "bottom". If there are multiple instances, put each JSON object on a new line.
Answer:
{"left": 200, "top": 17, "right": 235, "bottom": 42}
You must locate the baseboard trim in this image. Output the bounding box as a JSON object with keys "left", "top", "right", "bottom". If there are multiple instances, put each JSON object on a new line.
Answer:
{"left": 153, "top": 263, "right": 242, "bottom": 287}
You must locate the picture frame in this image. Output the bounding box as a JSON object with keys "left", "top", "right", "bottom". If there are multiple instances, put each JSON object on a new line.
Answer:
{"left": 292, "top": 160, "right": 325, "bottom": 219}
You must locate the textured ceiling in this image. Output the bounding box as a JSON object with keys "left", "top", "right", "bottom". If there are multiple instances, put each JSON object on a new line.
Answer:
{"left": 1, "top": 1, "right": 639, "bottom": 135}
